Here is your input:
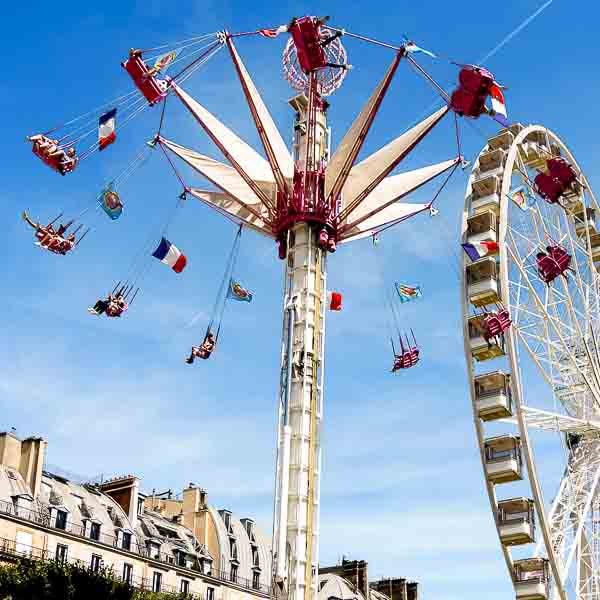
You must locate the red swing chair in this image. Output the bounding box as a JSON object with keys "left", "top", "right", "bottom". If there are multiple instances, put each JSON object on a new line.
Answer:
{"left": 391, "top": 330, "right": 420, "bottom": 372}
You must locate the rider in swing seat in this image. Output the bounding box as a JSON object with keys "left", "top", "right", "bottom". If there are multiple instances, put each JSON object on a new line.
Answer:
{"left": 185, "top": 332, "right": 216, "bottom": 364}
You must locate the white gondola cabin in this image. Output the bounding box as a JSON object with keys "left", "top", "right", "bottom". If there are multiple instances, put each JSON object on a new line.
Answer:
{"left": 474, "top": 371, "right": 512, "bottom": 421}
{"left": 518, "top": 132, "right": 552, "bottom": 170}
{"left": 513, "top": 558, "right": 550, "bottom": 600}
{"left": 487, "top": 126, "right": 519, "bottom": 152}
{"left": 572, "top": 204, "right": 597, "bottom": 238}
{"left": 497, "top": 497, "right": 535, "bottom": 545}
{"left": 468, "top": 315, "right": 506, "bottom": 361}
{"left": 476, "top": 149, "right": 506, "bottom": 182}
{"left": 589, "top": 232, "right": 600, "bottom": 271}
{"left": 466, "top": 210, "right": 498, "bottom": 244}
{"left": 466, "top": 258, "right": 500, "bottom": 308}
{"left": 484, "top": 435, "right": 523, "bottom": 483}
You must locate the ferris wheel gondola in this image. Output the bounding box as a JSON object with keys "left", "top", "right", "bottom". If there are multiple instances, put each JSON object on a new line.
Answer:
{"left": 462, "top": 124, "right": 600, "bottom": 600}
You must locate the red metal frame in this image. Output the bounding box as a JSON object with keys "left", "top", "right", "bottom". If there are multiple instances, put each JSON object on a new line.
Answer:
{"left": 326, "top": 51, "right": 403, "bottom": 208}
{"left": 168, "top": 87, "right": 276, "bottom": 218}
{"left": 122, "top": 51, "right": 169, "bottom": 106}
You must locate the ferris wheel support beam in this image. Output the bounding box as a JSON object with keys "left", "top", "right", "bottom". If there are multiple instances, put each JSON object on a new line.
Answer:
{"left": 505, "top": 327, "right": 569, "bottom": 600}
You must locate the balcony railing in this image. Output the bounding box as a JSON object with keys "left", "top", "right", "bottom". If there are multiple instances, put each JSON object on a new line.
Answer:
{"left": 0, "top": 500, "right": 270, "bottom": 595}
{"left": 0, "top": 535, "right": 201, "bottom": 598}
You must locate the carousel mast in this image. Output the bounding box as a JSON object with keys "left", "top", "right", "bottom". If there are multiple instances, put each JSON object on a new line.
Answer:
{"left": 273, "top": 83, "right": 329, "bottom": 600}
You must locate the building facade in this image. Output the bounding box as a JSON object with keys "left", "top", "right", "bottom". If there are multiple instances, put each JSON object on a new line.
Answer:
{"left": 0, "top": 431, "right": 270, "bottom": 599}
{"left": 0, "top": 431, "right": 419, "bottom": 600}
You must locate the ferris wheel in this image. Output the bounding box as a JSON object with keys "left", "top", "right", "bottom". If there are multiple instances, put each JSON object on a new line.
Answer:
{"left": 461, "top": 124, "right": 600, "bottom": 600}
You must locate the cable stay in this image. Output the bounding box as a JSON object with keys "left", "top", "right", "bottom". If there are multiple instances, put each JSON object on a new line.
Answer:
{"left": 122, "top": 33, "right": 224, "bottom": 107}
{"left": 387, "top": 286, "right": 421, "bottom": 373}
{"left": 88, "top": 189, "right": 187, "bottom": 320}
{"left": 26, "top": 89, "right": 151, "bottom": 174}
{"left": 185, "top": 224, "right": 245, "bottom": 365}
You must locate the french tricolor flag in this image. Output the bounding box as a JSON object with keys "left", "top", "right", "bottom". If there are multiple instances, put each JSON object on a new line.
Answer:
{"left": 98, "top": 108, "right": 117, "bottom": 151}
{"left": 462, "top": 240, "right": 499, "bottom": 262}
{"left": 489, "top": 84, "right": 509, "bottom": 126}
{"left": 152, "top": 237, "right": 187, "bottom": 273}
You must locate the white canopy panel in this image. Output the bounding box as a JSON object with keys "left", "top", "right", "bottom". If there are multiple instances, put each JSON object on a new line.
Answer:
{"left": 171, "top": 83, "right": 275, "bottom": 183}
{"left": 159, "top": 137, "right": 276, "bottom": 209}
{"left": 340, "top": 201, "right": 430, "bottom": 242}
{"left": 228, "top": 41, "right": 294, "bottom": 180}
{"left": 325, "top": 57, "right": 400, "bottom": 199}
{"left": 343, "top": 158, "right": 459, "bottom": 226}
{"left": 341, "top": 106, "right": 450, "bottom": 210}
{"left": 188, "top": 189, "right": 273, "bottom": 237}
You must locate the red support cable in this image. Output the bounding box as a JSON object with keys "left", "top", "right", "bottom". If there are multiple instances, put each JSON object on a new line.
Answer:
{"left": 340, "top": 156, "right": 460, "bottom": 235}
{"left": 325, "top": 50, "right": 403, "bottom": 208}
{"left": 336, "top": 107, "right": 451, "bottom": 225}
{"left": 170, "top": 84, "right": 276, "bottom": 218}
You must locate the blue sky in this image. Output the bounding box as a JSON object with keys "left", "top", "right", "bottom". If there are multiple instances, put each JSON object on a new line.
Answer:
{"left": 3, "top": 1, "right": 600, "bottom": 599}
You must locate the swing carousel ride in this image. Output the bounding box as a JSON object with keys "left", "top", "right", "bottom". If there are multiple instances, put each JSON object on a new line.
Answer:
{"left": 25, "top": 13, "right": 596, "bottom": 600}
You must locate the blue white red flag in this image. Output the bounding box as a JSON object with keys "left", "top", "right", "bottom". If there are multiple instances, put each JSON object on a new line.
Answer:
{"left": 227, "top": 279, "right": 253, "bottom": 302}
{"left": 98, "top": 108, "right": 117, "bottom": 151}
{"left": 395, "top": 283, "right": 422, "bottom": 303}
{"left": 152, "top": 237, "right": 187, "bottom": 273}
{"left": 461, "top": 240, "right": 499, "bottom": 262}
{"left": 490, "top": 84, "right": 509, "bottom": 126}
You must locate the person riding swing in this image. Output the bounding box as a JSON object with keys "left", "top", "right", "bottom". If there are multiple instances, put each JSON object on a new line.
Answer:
{"left": 185, "top": 332, "right": 216, "bottom": 364}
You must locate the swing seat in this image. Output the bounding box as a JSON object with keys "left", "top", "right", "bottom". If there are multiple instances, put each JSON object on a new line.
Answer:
{"left": 392, "top": 347, "right": 420, "bottom": 371}
{"left": 105, "top": 303, "right": 127, "bottom": 317}
{"left": 122, "top": 51, "right": 169, "bottom": 106}
{"left": 46, "top": 238, "right": 74, "bottom": 255}
{"left": 450, "top": 66, "right": 494, "bottom": 118}
{"left": 289, "top": 17, "right": 328, "bottom": 73}
{"left": 31, "top": 144, "right": 77, "bottom": 175}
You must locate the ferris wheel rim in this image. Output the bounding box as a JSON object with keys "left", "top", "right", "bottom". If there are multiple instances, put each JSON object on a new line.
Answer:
{"left": 462, "top": 124, "right": 600, "bottom": 600}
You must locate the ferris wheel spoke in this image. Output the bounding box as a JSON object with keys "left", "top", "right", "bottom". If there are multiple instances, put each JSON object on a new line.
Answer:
{"left": 537, "top": 443, "right": 600, "bottom": 588}
{"left": 506, "top": 242, "right": 600, "bottom": 411}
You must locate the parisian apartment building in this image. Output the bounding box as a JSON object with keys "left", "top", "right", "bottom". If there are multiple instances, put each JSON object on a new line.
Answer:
{"left": 0, "top": 430, "right": 418, "bottom": 600}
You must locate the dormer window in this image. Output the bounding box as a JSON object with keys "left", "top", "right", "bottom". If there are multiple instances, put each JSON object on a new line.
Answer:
{"left": 148, "top": 541, "right": 161, "bottom": 560}
{"left": 55, "top": 509, "right": 68, "bottom": 530}
{"left": 242, "top": 518, "right": 255, "bottom": 541}
{"left": 230, "top": 539, "right": 238, "bottom": 561}
{"left": 90, "top": 522, "right": 101, "bottom": 541}
{"left": 220, "top": 510, "right": 232, "bottom": 533}
{"left": 121, "top": 531, "right": 132, "bottom": 551}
